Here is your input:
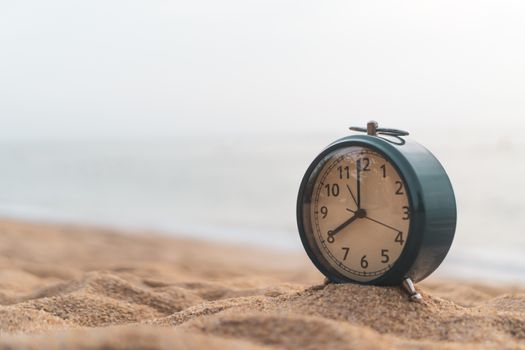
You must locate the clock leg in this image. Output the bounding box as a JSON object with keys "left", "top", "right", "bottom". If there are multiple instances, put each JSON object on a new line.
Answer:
{"left": 323, "top": 277, "right": 332, "bottom": 285}
{"left": 401, "top": 278, "right": 422, "bottom": 302}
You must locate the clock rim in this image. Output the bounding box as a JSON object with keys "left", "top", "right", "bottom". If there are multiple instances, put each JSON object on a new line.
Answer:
{"left": 297, "top": 135, "right": 455, "bottom": 286}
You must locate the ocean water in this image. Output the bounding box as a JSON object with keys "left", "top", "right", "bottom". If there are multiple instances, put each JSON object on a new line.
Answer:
{"left": 0, "top": 128, "right": 524, "bottom": 283}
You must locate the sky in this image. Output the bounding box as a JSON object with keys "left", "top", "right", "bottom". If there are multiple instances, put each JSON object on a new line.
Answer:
{"left": 1, "top": 0, "right": 525, "bottom": 140}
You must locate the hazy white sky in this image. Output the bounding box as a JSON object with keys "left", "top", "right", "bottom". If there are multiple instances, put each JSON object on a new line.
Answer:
{"left": 1, "top": 0, "right": 525, "bottom": 140}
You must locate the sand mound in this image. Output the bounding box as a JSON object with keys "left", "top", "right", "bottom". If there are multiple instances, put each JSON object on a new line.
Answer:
{"left": 161, "top": 283, "right": 525, "bottom": 348}
{"left": 0, "top": 325, "right": 273, "bottom": 350}
{"left": 0, "top": 306, "right": 71, "bottom": 333}
{"left": 0, "top": 219, "right": 524, "bottom": 349}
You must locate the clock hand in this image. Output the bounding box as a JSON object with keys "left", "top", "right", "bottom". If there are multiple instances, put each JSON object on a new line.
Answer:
{"left": 346, "top": 184, "right": 358, "bottom": 207}
{"left": 356, "top": 159, "right": 361, "bottom": 209}
{"left": 346, "top": 208, "right": 401, "bottom": 233}
{"left": 328, "top": 213, "right": 359, "bottom": 238}
{"left": 329, "top": 208, "right": 367, "bottom": 238}
{"left": 365, "top": 216, "right": 402, "bottom": 233}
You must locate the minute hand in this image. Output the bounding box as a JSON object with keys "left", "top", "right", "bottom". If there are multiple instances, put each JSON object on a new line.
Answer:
{"left": 328, "top": 213, "right": 359, "bottom": 238}
{"left": 356, "top": 159, "right": 361, "bottom": 208}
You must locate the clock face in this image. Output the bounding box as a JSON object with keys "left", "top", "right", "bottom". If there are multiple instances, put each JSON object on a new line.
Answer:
{"left": 306, "top": 145, "right": 411, "bottom": 282}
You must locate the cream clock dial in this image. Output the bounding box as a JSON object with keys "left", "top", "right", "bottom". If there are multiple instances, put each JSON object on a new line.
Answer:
{"left": 310, "top": 146, "right": 410, "bottom": 282}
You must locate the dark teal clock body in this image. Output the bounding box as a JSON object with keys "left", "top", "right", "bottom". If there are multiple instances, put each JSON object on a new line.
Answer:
{"left": 297, "top": 125, "right": 456, "bottom": 289}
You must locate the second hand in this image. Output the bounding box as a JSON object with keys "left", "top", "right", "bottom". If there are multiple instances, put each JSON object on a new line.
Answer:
{"left": 346, "top": 208, "right": 402, "bottom": 233}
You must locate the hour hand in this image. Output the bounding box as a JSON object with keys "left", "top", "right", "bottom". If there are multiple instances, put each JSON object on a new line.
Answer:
{"left": 328, "top": 212, "right": 359, "bottom": 239}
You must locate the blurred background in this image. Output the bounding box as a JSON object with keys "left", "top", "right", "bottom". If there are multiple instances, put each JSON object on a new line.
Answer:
{"left": 1, "top": 0, "right": 524, "bottom": 282}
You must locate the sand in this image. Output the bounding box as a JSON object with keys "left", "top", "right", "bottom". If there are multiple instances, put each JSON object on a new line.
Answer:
{"left": 0, "top": 219, "right": 524, "bottom": 349}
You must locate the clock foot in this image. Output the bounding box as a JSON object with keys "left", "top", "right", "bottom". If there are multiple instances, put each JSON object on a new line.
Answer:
{"left": 401, "top": 278, "right": 422, "bottom": 302}
{"left": 323, "top": 277, "right": 332, "bottom": 285}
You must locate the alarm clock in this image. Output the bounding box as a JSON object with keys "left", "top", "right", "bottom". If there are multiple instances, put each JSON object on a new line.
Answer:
{"left": 296, "top": 121, "right": 456, "bottom": 300}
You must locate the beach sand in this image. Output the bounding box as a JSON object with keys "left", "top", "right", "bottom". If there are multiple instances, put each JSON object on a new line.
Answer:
{"left": 0, "top": 219, "right": 524, "bottom": 349}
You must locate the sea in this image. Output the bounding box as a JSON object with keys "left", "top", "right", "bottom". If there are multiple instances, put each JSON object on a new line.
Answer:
{"left": 0, "top": 126, "right": 524, "bottom": 284}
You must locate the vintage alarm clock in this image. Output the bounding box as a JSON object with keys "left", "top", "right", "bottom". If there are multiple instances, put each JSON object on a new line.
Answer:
{"left": 296, "top": 121, "right": 456, "bottom": 300}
